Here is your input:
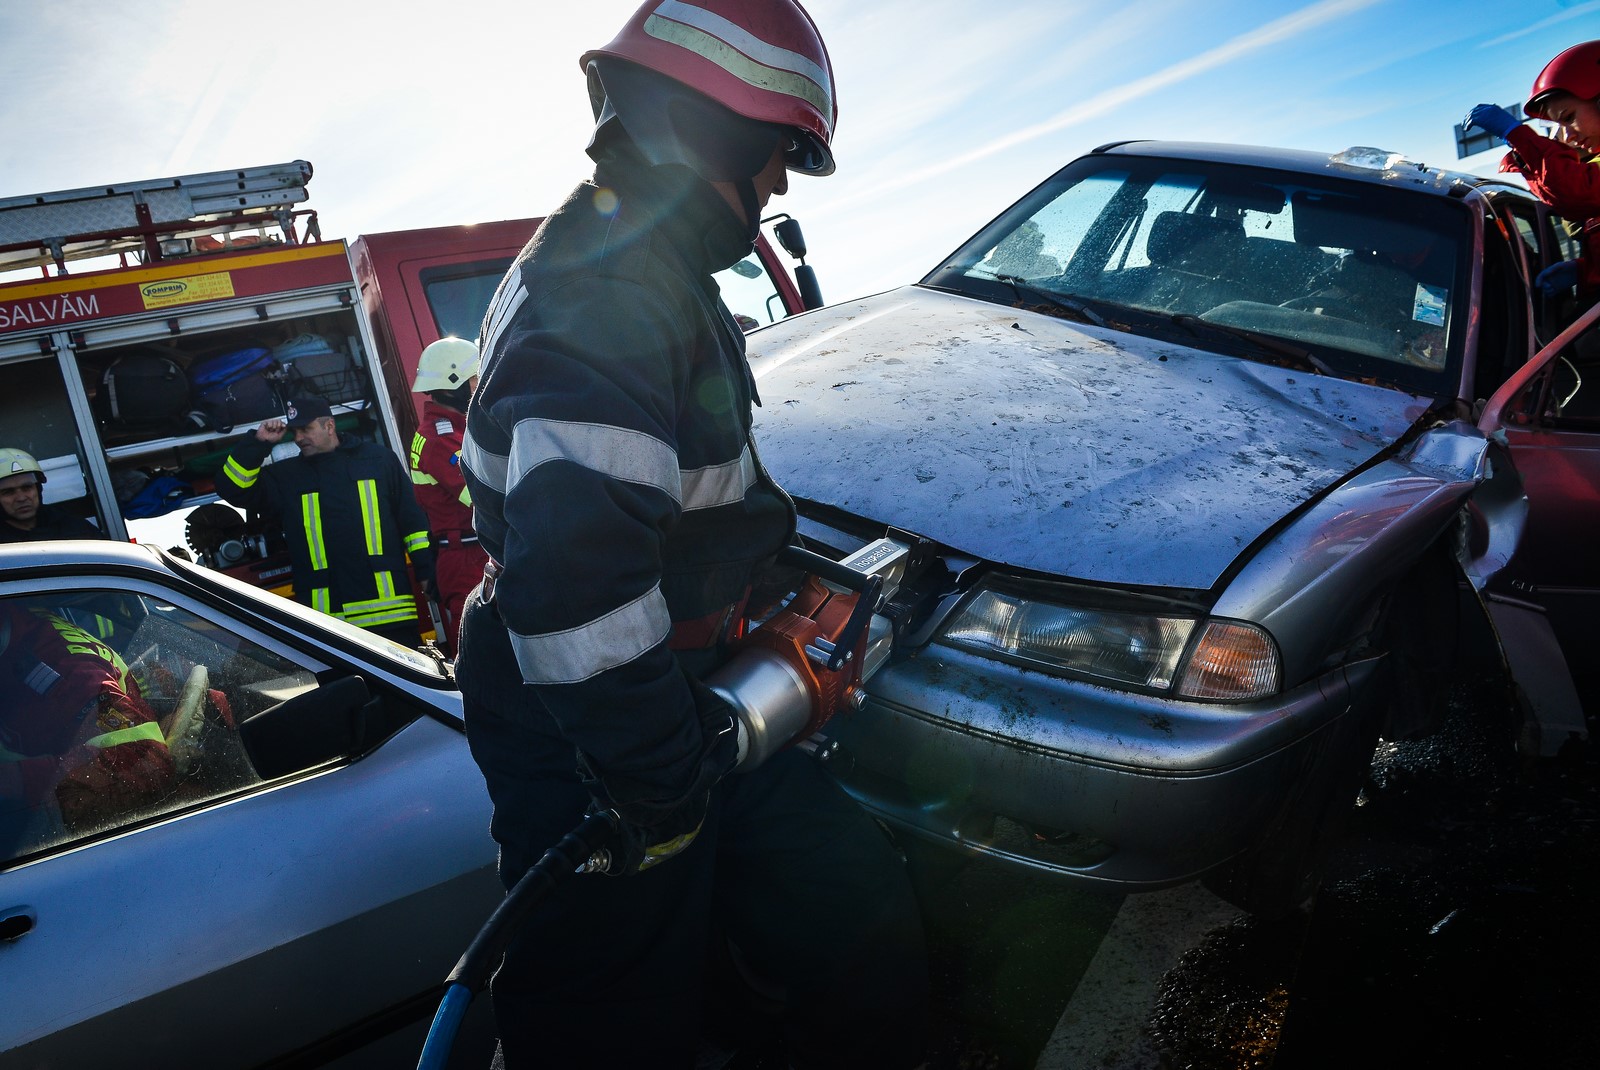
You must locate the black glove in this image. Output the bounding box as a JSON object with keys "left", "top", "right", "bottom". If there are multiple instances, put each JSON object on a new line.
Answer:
{"left": 410, "top": 547, "right": 436, "bottom": 588}
{"left": 583, "top": 792, "right": 710, "bottom": 876}
{"left": 577, "top": 692, "right": 738, "bottom": 877}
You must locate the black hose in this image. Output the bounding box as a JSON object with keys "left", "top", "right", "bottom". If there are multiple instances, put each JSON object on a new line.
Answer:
{"left": 416, "top": 809, "right": 619, "bottom": 1070}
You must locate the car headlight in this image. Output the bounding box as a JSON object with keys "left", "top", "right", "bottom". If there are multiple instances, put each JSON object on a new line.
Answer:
{"left": 937, "top": 587, "right": 1280, "bottom": 701}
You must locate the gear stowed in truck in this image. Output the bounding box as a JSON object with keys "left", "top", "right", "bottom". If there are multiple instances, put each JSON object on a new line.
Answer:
{"left": 0, "top": 161, "right": 416, "bottom": 607}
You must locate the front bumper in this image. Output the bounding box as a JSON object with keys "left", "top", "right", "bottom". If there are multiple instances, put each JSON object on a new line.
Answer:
{"left": 823, "top": 643, "right": 1384, "bottom": 890}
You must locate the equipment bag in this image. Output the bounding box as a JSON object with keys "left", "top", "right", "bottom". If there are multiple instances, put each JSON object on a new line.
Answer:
{"left": 95, "top": 353, "right": 192, "bottom": 431}
{"left": 272, "top": 333, "right": 364, "bottom": 405}
{"left": 190, "top": 346, "right": 286, "bottom": 432}
{"left": 121, "top": 473, "right": 194, "bottom": 519}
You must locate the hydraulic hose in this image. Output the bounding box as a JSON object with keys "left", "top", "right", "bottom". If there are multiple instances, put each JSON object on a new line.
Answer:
{"left": 415, "top": 809, "right": 619, "bottom": 1070}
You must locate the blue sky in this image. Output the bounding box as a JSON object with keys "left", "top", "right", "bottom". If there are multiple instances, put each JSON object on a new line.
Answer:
{"left": 2, "top": 0, "right": 1599, "bottom": 304}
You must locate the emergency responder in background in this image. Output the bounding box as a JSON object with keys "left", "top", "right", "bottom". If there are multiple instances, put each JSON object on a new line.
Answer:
{"left": 1470, "top": 40, "right": 1600, "bottom": 306}
{"left": 0, "top": 448, "right": 104, "bottom": 543}
{"left": 0, "top": 600, "right": 174, "bottom": 858}
{"left": 454, "top": 2, "right": 928, "bottom": 1067}
{"left": 217, "top": 397, "right": 435, "bottom": 648}
{"left": 408, "top": 336, "right": 486, "bottom": 657}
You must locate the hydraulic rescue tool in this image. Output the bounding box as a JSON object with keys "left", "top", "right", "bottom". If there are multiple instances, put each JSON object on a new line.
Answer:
{"left": 415, "top": 543, "right": 893, "bottom": 1069}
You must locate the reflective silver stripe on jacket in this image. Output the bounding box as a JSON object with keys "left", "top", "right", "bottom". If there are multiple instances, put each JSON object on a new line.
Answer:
{"left": 480, "top": 283, "right": 529, "bottom": 365}
{"left": 459, "top": 432, "right": 506, "bottom": 496}
{"left": 508, "top": 419, "right": 678, "bottom": 499}
{"left": 465, "top": 419, "right": 753, "bottom": 512}
{"left": 509, "top": 583, "right": 671, "bottom": 684}
{"left": 680, "top": 448, "right": 756, "bottom": 512}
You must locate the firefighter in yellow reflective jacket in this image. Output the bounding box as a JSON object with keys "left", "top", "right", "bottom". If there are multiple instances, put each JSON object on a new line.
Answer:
{"left": 1, "top": 601, "right": 174, "bottom": 857}
{"left": 218, "top": 396, "right": 435, "bottom": 647}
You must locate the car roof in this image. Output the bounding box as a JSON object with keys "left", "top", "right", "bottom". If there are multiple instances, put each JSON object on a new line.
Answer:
{"left": 0, "top": 538, "right": 173, "bottom": 574}
{"left": 1090, "top": 140, "right": 1532, "bottom": 201}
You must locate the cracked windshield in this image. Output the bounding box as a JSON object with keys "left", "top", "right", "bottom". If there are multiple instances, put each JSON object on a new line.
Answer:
{"left": 939, "top": 157, "right": 1464, "bottom": 390}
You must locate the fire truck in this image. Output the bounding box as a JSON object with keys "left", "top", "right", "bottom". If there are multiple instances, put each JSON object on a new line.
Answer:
{"left": 0, "top": 160, "right": 819, "bottom": 617}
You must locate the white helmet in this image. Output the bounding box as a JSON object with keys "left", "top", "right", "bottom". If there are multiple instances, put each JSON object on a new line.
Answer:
{"left": 412, "top": 337, "right": 481, "bottom": 393}
{"left": 0, "top": 447, "right": 44, "bottom": 485}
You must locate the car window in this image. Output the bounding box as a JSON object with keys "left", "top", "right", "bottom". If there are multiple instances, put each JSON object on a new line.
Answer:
{"left": 931, "top": 156, "right": 1472, "bottom": 396}
{"left": 1515, "top": 321, "right": 1600, "bottom": 426}
{"left": 1473, "top": 209, "right": 1534, "bottom": 403}
{"left": 0, "top": 589, "right": 318, "bottom": 867}
{"left": 716, "top": 253, "right": 788, "bottom": 330}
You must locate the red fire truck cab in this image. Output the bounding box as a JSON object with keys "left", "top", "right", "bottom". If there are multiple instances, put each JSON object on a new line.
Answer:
{"left": 351, "top": 213, "right": 823, "bottom": 445}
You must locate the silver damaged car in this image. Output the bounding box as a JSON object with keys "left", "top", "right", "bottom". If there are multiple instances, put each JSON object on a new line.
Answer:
{"left": 0, "top": 541, "right": 499, "bottom": 1067}
{"left": 746, "top": 141, "right": 1590, "bottom": 916}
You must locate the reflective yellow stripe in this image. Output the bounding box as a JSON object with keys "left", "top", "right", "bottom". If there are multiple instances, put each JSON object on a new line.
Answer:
{"left": 458, "top": 485, "right": 472, "bottom": 506}
{"left": 404, "top": 530, "right": 430, "bottom": 554}
{"left": 410, "top": 432, "right": 439, "bottom": 485}
{"left": 301, "top": 492, "right": 327, "bottom": 571}
{"left": 345, "top": 603, "right": 420, "bottom": 628}
{"left": 223, "top": 455, "right": 260, "bottom": 489}
{"left": 84, "top": 720, "right": 166, "bottom": 751}
{"left": 47, "top": 615, "right": 135, "bottom": 696}
{"left": 311, "top": 587, "right": 333, "bottom": 615}
{"left": 358, "top": 479, "right": 382, "bottom": 555}
{"left": 343, "top": 572, "right": 418, "bottom": 628}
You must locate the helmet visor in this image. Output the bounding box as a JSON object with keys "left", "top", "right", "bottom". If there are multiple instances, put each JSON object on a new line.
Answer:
{"left": 785, "top": 130, "right": 834, "bottom": 176}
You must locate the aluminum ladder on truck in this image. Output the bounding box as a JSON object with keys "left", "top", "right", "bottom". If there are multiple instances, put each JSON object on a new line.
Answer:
{"left": 0, "top": 160, "right": 316, "bottom": 275}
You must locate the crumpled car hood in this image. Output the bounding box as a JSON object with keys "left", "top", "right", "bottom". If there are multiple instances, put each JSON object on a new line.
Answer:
{"left": 748, "top": 286, "right": 1433, "bottom": 590}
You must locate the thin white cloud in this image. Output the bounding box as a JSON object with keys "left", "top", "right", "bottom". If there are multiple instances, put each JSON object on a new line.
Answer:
{"left": 1482, "top": 0, "right": 1600, "bottom": 47}
{"left": 810, "top": 0, "right": 1387, "bottom": 215}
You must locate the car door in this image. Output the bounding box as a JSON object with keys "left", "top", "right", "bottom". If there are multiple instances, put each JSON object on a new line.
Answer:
{"left": 0, "top": 576, "right": 500, "bottom": 1069}
{"left": 1479, "top": 195, "right": 1600, "bottom": 746}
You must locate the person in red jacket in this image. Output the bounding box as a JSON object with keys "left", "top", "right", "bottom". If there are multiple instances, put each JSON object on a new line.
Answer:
{"left": 408, "top": 337, "right": 487, "bottom": 657}
{"left": 0, "top": 601, "right": 174, "bottom": 857}
{"left": 1470, "top": 40, "right": 1600, "bottom": 303}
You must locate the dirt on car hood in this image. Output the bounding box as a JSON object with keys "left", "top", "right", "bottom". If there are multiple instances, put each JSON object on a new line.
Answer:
{"left": 747, "top": 286, "right": 1431, "bottom": 590}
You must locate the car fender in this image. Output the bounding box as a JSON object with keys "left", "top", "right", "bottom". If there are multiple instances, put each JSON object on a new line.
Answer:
{"left": 1210, "top": 419, "right": 1524, "bottom": 687}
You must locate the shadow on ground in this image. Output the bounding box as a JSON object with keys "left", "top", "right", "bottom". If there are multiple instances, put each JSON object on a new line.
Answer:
{"left": 1150, "top": 672, "right": 1600, "bottom": 1070}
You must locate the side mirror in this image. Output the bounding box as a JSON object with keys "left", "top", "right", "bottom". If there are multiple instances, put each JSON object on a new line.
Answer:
{"left": 773, "top": 217, "right": 808, "bottom": 260}
{"left": 794, "top": 264, "right": 824, "bottom": 311}
{"left": 240, "top": 674, "right": 373, "bottom": 779}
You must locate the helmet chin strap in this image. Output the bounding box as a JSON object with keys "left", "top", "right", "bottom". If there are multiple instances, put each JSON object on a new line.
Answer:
{"left": 735, "top": 179, "right": 761, "bottom": 249}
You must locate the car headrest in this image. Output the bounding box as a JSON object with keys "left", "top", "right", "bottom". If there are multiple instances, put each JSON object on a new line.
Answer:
{"left": 1147, "top": 213, "right": 1245, "bottom": 274}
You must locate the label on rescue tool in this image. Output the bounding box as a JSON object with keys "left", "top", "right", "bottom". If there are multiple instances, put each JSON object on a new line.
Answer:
{"left": 830, "top": 537, "right": 910, "bottom": 596}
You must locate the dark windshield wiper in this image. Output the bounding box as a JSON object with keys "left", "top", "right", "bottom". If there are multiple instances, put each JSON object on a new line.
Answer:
{"left": 1167, "top": 313, "right": 1335, "bottom": 377}
{"left": 993, "top": 274, "right": 1107, "bottom": 328}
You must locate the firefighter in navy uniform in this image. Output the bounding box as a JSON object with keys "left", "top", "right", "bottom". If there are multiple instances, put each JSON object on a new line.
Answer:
{"left": 454, "top": 3, "right": 928, "bottom": 1067}
{"left": 218, "top": 397, "right": 435, "bottom": 647}
{"left": 407, "top": 337, "right": 486, "bottom": 657}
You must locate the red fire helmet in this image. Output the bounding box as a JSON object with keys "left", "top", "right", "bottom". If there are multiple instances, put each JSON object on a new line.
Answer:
{"left": 1526, "top": 40, "right": 1600, "bottom": 119}
{"left": 581, "top": 0, "right": 837, "bottom": 176}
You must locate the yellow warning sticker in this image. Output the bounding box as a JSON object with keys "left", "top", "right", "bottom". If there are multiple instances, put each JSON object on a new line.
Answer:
{"left": 140, "top": 273, "right": 235, "bottom": 309}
